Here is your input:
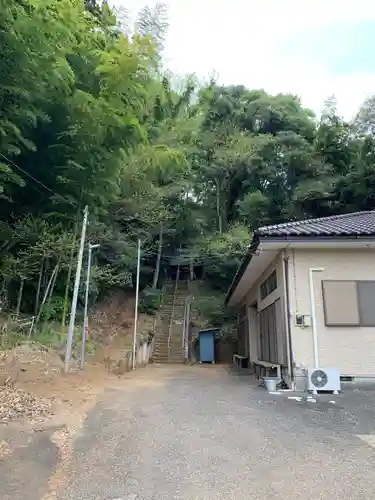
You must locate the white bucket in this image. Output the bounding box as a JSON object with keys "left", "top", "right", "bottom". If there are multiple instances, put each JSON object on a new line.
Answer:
{"left": 263, "top": 377, "right": 278, "bottom": 392}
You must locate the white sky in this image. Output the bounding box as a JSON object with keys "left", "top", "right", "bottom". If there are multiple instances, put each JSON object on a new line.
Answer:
{"left": 110, "top": 0, "right": 375, "bottom": 119}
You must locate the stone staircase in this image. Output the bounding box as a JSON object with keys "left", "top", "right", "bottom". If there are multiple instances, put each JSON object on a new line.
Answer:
{"left": 152, "top": 280, "right": 189, "bottom": 363}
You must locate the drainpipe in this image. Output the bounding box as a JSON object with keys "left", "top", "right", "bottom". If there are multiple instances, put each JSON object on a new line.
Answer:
{"left": 283, "top": 254, "right": 294, "bottom": 388}
{"left": 308, "top": 267, "right": 324, "bottom": 370}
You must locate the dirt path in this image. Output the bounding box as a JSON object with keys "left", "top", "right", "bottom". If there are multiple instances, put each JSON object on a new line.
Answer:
{"left": 4, "top": 365, "right": 375, "bottom": 500}
{"left": 42, "top": 366, "right": 375, "bottom": 500}
{"left": 0, "top": 359, "right": 145, "bottom": 500}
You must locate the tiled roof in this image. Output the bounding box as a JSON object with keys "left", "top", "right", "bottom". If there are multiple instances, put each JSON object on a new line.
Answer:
{"left": 256, "top": 211, "right": 375, "bottom": 238}
{"left": 226, "top": 210, "right": 375, "bottom": 305}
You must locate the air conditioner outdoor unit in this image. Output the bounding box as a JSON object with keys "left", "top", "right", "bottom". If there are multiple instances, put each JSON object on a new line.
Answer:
{"left": 307, "top": 367, "right": 340, "bottom": 393}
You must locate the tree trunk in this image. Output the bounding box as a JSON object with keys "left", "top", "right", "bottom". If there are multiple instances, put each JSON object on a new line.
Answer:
{"left": 61, "top": 191, "right": 84, "bottom": 335}
{"left": 189, "top": 259, "right": 194, "bottom": 281}
{"left": 215, "top": 179, "right": 222, "bottom": 234}
{"left": 16, "top": 278, "right": 24, "bottom": 316}
{"left": 42, "top": 261, "right": 60, "bottom": 330}
{"left": 43, "top": 257, "right": 49, "bottom": 294}
{"left": 0, "top": 279, "right": 8, "bottom": 313}
{"left": 61, "top": 258, "right": 73, "bottom": 334}
{"left": 34, "top": 257, "right": 44, "bottom": 316}
{"left": 48, "top": 261, "right": 60, "bottom": 304}
{"left": 61, "top": 227, "right": 78, "bottom": 334}
{"left": 152, "top": 223, "right": 163, "bottom": 289}
{"left": 35, "top": 264, "right": 58, "bottom": 329}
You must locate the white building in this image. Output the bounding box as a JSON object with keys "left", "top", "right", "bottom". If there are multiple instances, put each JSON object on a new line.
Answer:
{"left": 226, "top": 211, "right": 375, "bottom": 388}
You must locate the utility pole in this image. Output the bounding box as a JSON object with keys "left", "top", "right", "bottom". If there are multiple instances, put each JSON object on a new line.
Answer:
{"left": 132, "top": 239, "right": 141, "bottom": 370}
{"left": 80, "top": 243, "right": 99, "bottom": 370}
{"left": 64, "top": 206, "right": 88, "bottom": 373}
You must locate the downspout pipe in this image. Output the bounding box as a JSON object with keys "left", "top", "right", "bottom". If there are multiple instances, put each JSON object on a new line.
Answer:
{"left": 283, "top": 254, "right": 294, "bottom": 387}
{"left": 308, "top": 267, "right": 324, "bottom": 370}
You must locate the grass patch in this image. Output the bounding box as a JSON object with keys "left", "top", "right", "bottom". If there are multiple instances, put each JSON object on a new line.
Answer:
{"left": 1, "top": 314, "right": 96, "bottom": 358}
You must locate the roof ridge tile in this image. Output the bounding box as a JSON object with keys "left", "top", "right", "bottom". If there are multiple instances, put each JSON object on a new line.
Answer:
{"left": 256, "top": 210, "right": 375, "bottom": 238}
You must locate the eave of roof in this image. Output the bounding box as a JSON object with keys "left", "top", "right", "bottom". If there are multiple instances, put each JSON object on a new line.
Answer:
{"left": 225, "top": 210, "right": 375, "bottom": 306}
{"left": 225, "top": 234, "right": 260, "bottom": 306}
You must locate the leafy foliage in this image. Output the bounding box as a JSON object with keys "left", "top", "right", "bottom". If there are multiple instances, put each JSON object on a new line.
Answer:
{"left": 195, "top": 225, "right": 249, "bottom": 291}
{"left": 139, "top": 287, "right": 162, "bottom": 315}
{"left": 1, "top": 1, "right": 375, "bottom": 328}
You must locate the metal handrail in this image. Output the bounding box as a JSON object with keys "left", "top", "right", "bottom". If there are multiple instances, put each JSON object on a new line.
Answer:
{"left": 182, "top": 276, "right": 193, "bottom": 360}
{"left": 153, "top": 282, "right": 165, "bottom": 335}
{"left": 149, "top": 282, "right": 166, "bottom": 362}
{"left": 181, "top": 299, "right": 187, "bottom": 349}
{"left": 181, "top": 295, "right": 191, "bottom": 361}
{"left": 167, "top": 265, "right": 180, "bottom": 357}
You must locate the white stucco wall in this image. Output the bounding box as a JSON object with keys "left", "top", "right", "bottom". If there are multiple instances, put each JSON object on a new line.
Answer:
{"left": 288, "top": 248, "right": 375, "bottom": 376}
{"left": 241, "top": 253, "right": 287, "bottom": 365}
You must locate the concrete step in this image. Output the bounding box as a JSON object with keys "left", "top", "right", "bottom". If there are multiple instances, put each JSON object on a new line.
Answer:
{"left": 155, "top": 343, "right": 183, "bottom": 348}
{"left": 163, "top": 310, "right": 186, "bottom": 313}
{"left": 152, "top": 356, "right": 185, "bottom": 363}
{"left": 152, "top": 350, "right": 184, "bottom": 356}
{"left": 162, "top": 298, "right": 187, "bottom": 302}
{"left": 154, "top": 350, "right": 183, "bottom": 354}
{"left": 154, "top": 346, "right": 184, "bottom": 351}
{"left": 161, "top": 302, "right": 187, "bottom": 306}
{"left": 161, "top": 336, "right": 184, "bottom": 340}
{"left": 162, "top": 306, "right": 186, "bottom": 310}
{"left": 158, "top": 311, "right": 185, "bottom": 316}
{"left": 154, "top": 343, "right": 182, "bottom": 346}
{"left": 152, "top": 360, "right": 185, "bottom": 364}
{"left": 155, "top": 341, "right": 183, "bottom": 345}
{"left": 159, "top": 314, "right": 184, "bottom": 320}
{"left": 166, "top": 322, "right": 185, "bottom": 326}
{"left": 153, "top": 347, "right": 185, "bottom": 352}
{"left": 154, "top": 342, "right": 181, "bottom": 345}
{"left": 155, "top": 329, "right": 184, "bottom": 334}
{"left": 154, "top": 348, "right": 184, "bottom": 354}
{"left": 166, "top": 301, "right": 188, "bottom": 306}
{"left": 154, "top": 347, "right": 183, "bottom": 350}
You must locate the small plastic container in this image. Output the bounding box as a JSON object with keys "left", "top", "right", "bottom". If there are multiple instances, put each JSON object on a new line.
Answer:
{"left": 263, "top": 377, "right": 278, "bottom": 392}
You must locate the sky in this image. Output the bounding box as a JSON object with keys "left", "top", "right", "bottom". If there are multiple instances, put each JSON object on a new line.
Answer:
{"left": 110, "top": 0, "right": 375, "bottom": 119}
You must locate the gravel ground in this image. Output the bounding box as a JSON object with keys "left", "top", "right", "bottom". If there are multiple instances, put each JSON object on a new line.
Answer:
{"left": 3, "top": 365, "right": 375, "bottom": 500}
{"left": 57, "top": 365, "right": 375, "bottom": 500}
{"left": 0, "top": 425, "right": 60, "bottom": 500}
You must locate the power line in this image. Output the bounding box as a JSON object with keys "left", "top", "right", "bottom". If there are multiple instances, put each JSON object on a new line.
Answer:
{"left": 0, "top": 151, "right": 78, "bottom": 208}
{"left": 23, "top": 182, "right": 48, "bottom": 200}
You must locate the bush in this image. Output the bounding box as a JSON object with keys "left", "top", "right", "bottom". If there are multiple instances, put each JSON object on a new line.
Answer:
{"left": 197, "top": 224, "right": 249, "bottom": 291}
{"left": 139, "top": 287, "right": 162, "bottom": 315}
{"left": 39, "top": 296, "right": 65, "bottom": 322}
{"left": 193, "top": 292, "right": 237, "bottom": 327}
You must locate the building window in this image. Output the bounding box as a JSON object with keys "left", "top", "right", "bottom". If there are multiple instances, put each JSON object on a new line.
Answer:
{"left": 268, "top": 271, "right": 277, "bottom": 294}
{"left": 357, "top": 281, "right": 375, "bottom": 326}
{"left": 260, "top": 270, "right": 277, "bottom": 300}
{"left": 259, "top": 300, "right": 278, "bottom": 363}
{"left": 322, "top": 280, "right": 375, "bottom": 326}
{"left": 260, "top": 281, "right": 268, "bottom": 300}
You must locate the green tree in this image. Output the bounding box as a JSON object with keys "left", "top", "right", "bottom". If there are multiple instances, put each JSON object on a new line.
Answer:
{"left": 4, "top": 0, "right": 375, "bottom": 332}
